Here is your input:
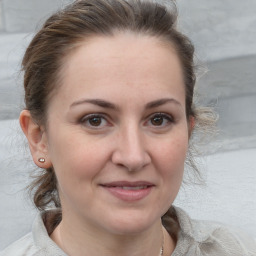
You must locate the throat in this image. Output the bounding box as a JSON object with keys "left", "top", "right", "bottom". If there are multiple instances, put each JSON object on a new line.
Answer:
{"left": 48, "top": 212, "right": 172, "bottom": 256}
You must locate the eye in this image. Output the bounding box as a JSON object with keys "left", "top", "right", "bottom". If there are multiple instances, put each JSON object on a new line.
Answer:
{"left": 146, "top": 113, "right": 174, "bottom": 127}
{"left": 81, "top": 114, "right": 109, "bottom": 129}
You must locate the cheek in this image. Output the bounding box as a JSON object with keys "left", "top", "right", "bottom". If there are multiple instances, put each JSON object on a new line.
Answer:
{"left": 48, "top": 130, "right": 109, "bottom": 184}
{"left": 54, "top": 144, "right": 108, "bottom": 180}
{"left": 150, "top": 134, "right": 188, "bottom": 214}
{"left": 153, "top": 132, "right": 189, "bottom": 188}
{"left": 157, "top": 135, "right": 188, "bottom": 169}
{"left": 50, "top": 140, "right": 110, "bottom": 206}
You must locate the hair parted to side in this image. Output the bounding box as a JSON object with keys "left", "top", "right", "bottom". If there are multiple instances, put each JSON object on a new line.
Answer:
{"left": 22, "top": 0, "right": 215, "bottom": 242}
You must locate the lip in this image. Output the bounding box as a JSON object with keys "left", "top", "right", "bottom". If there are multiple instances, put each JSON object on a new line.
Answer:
{"left": 100, "top": 181, "right": 154, "bottom": 202}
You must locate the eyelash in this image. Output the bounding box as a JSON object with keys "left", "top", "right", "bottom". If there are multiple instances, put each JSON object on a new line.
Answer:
{"left": 80, "top": 113, "right": 110, "bottom": 129}
{"left": 80, "top": 112, "right": 174, "bottom": 129}
{"left": 146, "top": 113, "right": 174, "bottom": 128}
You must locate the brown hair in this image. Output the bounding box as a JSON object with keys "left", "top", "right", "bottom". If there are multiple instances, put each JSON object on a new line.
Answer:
{"left": 22, "top": 0, "right": 210, "bottom": 242}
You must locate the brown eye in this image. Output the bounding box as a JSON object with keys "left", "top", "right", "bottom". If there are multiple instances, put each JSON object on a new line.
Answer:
{"left": 147, "top": 113, "right": 173, "bottom": 128}
{"left": 81, "top": 114, "right": 109, "bottom": 129}
{"left": 89, "top": 117, "right": 102, "bottom": 126}
{"left": 151, "top": 116, "right": 164, "bottom": 126}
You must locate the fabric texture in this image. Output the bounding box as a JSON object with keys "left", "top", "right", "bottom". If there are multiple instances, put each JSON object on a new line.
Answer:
{"left": 1, "top": 206, "right": 256, "bottom": 256}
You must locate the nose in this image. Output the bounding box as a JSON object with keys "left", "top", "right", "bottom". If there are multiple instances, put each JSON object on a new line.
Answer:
{"left": 111, "top": 125, "right": 151, "bottom": 172}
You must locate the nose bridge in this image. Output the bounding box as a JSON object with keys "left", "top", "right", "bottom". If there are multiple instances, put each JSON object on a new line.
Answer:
{"left": 123, "top": 122, "right": 143, "bottom": 155}
{"left": 112, "top": 121, "right": 150, "bottom": 171}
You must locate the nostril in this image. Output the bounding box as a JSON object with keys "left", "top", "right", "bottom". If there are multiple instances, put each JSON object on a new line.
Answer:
{"left": 111, "top": 131, "right": 151, "bottom": 171}
{"left": 112, "top": 152, "right": 151, "bottom": 172}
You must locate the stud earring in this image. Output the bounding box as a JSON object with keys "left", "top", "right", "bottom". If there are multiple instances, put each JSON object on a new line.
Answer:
{"left": 38, "top": 158, "right": 46, "bottom": 163}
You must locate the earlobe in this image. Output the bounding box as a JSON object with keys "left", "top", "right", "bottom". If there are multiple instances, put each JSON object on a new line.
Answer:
{"left": 19, "top": 110, "right": 52, "bottom": 168}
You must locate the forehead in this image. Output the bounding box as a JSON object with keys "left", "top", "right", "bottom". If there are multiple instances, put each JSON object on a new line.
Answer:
{"left": 56, "top": 32, "right": 185, "bottom": 105}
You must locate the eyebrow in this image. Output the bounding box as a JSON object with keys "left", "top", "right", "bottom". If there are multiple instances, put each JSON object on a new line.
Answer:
{"left": 145, "top": 98, "right": 181, "bottom": 109}
{"left": 70, "top": 99, "right": 118, "bottom": 110}
{"left": 70, "top": 98, "right": 181, "bottom": 110}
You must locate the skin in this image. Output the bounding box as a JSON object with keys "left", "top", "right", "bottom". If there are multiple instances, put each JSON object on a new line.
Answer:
{"left": 20, "top": 32, "right": 193, "bottom": 256}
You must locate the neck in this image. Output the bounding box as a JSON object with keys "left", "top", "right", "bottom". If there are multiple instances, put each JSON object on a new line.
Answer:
{"left": 50, "top": 212, "right": 170, "bottom": 256}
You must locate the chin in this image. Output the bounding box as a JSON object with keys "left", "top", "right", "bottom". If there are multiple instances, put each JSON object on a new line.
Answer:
{"left": 101, "top": 211, "right": 160, "bottom": 235}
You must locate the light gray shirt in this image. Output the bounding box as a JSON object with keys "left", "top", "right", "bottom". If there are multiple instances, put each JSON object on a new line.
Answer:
{"left": 1, "top": 207, "right": 256, "bottom": 256}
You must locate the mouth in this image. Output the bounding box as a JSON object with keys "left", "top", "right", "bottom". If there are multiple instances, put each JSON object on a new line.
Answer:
{"left": 101, "top": 181, "right": 154, "bottom": 189}
{"left": 115, "top": 186, "right": 149, "bottom": 190}
{"left": 100, "top": 181, "right": 154, "bottom": 201}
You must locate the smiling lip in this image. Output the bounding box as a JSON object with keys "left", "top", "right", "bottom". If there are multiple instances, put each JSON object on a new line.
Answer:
{"left": 100, "top": 181, "right": 154, "bottom": 202}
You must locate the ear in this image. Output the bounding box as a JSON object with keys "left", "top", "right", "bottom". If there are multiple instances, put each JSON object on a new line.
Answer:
{"left": 188, "top": 115, "right": 195, "bottom": 138}
{"left": 19, "top": 110, "right": 52, "bottom": 168}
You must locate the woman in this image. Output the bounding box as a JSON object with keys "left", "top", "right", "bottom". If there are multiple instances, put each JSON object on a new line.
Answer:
{"left": 1, "top": 0, "right": 255, "bottom": 255}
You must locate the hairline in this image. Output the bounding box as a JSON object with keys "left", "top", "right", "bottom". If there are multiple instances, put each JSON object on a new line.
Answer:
{"left": 43, "top": 30, "right": 188, "bottom": 129}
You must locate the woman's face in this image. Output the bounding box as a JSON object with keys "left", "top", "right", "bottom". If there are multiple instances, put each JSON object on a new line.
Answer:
{"left": 44, "top": 32, "right": 191, "bottom": 234}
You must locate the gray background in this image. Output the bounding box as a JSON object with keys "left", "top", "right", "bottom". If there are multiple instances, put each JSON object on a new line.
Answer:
{"left": 0, "top": 0, "right": 256, "bottom": 250}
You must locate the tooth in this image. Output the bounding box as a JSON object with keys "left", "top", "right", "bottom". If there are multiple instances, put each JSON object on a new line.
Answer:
{"left": 121, "top": 186, "right": 146, "bottom": 190}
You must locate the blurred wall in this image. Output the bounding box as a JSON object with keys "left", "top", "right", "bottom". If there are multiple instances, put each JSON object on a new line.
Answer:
{"left": 178, "top": 0, "right": 256, "bottom": 61}
{"left": 0, "top": 0, "right": 72, "bottom": 32}
{"left": 0, "top": 0, "right": 3, "bottom": 31}
{"left": 1, "top": 0, "right": 256, "bottom": 61}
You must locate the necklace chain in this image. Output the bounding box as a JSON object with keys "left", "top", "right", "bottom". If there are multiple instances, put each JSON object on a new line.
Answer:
{"left": 57, "top": 223, "right": 165, "bottom": 256}
{"left": 159, "top": 226, "right": 165, "bottom": 256}
{"left": 159, "top": 245, "right": 164, "bottom": 256}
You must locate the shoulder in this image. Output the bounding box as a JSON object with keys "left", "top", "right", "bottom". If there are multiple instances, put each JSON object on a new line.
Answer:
{"left": 0, "top": 209, "right": 66, "bottom": 256}
{"left": 0, "top": 233, "right": 41, "bottom": 256}
{"left": 173, "top": 206, "right": 256, "bottom": 256}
